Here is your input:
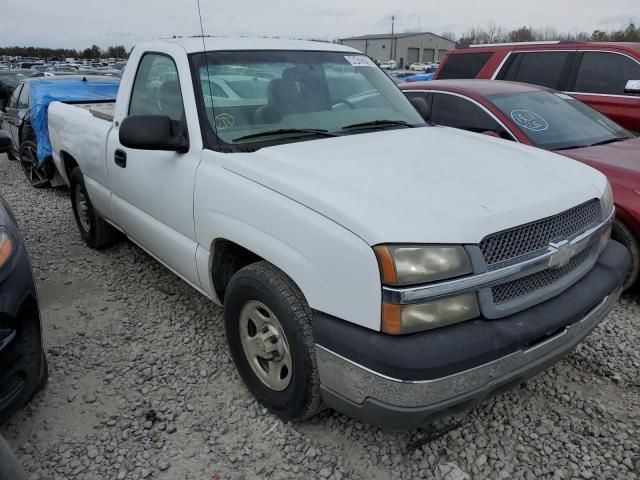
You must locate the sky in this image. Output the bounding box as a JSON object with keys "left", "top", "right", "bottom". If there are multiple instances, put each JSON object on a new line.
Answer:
{"left": 1, "top": 0, "right": 639, "bottom": 50}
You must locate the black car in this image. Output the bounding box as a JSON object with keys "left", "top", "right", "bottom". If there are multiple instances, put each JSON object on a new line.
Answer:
{"left": 0, "top": 75, "right": 120, "bottom": 187}
{"left": 0, "top": 132, "right": 47, "bottom": 426}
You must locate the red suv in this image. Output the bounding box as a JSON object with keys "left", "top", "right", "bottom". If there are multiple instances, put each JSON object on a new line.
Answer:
{"left": 434, "top": 42, "right": 640, "bottom": 132}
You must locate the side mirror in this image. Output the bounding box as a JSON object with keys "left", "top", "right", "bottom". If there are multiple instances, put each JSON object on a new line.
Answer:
{"left": 0, "top": 131, "right": 14, "bottom": 154}
{"left": 119, "top": 115, "right": 189, "bottom": 153}
{"left": 410, "top": 97, "right": 431, "bottom": 122}
{"left": 624, "top": 80, "right": 640, "bottom": 95}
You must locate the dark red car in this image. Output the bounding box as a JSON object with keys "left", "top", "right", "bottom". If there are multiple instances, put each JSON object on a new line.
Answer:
{"left": 433, "top": 42, "right": 640, "bottom": 132}
{"left": 401, "top": 79, "right": 640, "bottom": 289}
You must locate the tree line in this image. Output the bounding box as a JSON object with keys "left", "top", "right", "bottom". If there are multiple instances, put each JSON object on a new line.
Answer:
{"left": 0, "top": 44, "right": 129, "bottom": 60}
{"left": 440, "top": 22, "right": 640, "bottom": 48}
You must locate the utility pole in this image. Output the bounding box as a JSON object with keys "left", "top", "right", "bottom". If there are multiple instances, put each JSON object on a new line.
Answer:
{"left": 390, "top": 15, "right": 395, "bottom": 61}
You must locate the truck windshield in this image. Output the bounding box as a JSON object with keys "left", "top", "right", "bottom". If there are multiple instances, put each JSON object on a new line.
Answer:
{"left": 191, "top": 50, "right": 425, "bottom": 150}
{"left": 487, "top": 91, "right": 631, "bottom": 151}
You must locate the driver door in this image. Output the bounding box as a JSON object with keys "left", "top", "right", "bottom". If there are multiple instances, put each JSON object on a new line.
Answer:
{"left": 106, "top": 52, "right": 203, "bottom": 288}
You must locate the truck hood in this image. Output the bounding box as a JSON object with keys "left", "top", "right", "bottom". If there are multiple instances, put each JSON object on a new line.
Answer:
{"left": 221, "top": 126, "right": 606, "bottom": 245}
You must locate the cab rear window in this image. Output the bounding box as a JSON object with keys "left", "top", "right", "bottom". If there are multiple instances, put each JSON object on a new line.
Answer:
{"left": 437, "top": 53, "right": 492, "bottom": 79}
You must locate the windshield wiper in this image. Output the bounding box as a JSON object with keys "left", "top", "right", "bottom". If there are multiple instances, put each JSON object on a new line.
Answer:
{"left": 587, "top": 137, "right": 627, "bottom": 147}
{"left": 557, "top": 136, "right": 627, "bottom": 151}
{"left": 232, "top": 128, "right": 338, "bottom": 143}
{"left": 342, "top": 119, "right": 416, "bottom": 131}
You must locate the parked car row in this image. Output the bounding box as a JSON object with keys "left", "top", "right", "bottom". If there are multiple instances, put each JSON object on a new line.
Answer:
{"left": 1, "top": 59, "right": 127, "bottom": 78}
{"left": 0, "top": 38, "right": 633, "bottom": 431}
{"left": 433, "top": 41, "right": 640, "bottom": 132}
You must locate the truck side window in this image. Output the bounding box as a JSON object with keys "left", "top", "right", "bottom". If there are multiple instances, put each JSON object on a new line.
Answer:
{"left": 500, "top": 52, "right": 570, "bottom": 90}
{"left": 574, "top": 52, "right": 640, "bottom": 95}
{"left": 129, "top": 54, "right": 185, "bottom": 123}
{"left": 431, "top": 92, "right": 510, "bottom": 138}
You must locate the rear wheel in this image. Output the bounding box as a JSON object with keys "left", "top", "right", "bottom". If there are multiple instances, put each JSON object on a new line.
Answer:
{"left": 224, "top": 261, "right": 323, "bottom": 421}
{"left": 611, "top": 218, "right": 640, "bottom": 291}
{"left": 19, "top": 141, "right": 50, "bottom": 188}
{"left": 69, "top": 168, "right": 120, "bottom": 249}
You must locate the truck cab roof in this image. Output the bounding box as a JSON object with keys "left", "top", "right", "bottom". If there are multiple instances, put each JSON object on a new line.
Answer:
{"left": 146, "top": 37, "right": 360, "bottom": 54}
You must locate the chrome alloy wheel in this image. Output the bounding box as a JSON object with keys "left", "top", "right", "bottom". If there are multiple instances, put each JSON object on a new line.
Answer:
{"left": 239, "top": 300, "right": 292, "bottom": 391}
{"left": 75, "top": 184, "right": 91, "bottom": 233}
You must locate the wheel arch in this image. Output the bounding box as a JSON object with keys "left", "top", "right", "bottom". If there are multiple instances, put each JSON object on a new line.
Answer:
{"left": 60, "top": 150, "right": 79, "bottom": 182}
{"left": 208, "top": 236, "right": 311, "bottom": 307}
{"left": 614, "top": 203, "right": 640, "bottom": 240}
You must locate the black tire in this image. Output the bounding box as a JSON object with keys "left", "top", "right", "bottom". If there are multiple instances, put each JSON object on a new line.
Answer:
{"left": 6, "top": 150, "right": 17, "bottom": 161}
{"left": 224, "top": 261, "right": 323, "bottom": 421}
{"left": 611, "top": 218, "right": 640, "bottom": 291}
{"left": 19, "top": 141, "right": 50, "bottom": 188}
{"left": 0, "top": 301, "right": 46, "bottom": 427}
{"left": 69, "top": 167, "right": 120, "bottom": 249}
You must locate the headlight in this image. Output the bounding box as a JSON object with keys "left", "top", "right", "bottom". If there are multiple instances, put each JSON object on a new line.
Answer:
{"left": 373, "top": 245, "right": 472, "bottom": 286}
{"left": 602, "top": 181, "right": 614, "bottom": 217}
{"left": 382, "top": 294, "right": 480, "bottom": 334}
{"left": 0, "top": 229, "right": 14, "bottom": 270}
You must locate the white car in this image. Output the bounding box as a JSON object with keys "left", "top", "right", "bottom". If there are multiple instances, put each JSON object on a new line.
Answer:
{"left": 47, "top": 37, "right": 628, "bottom": 429}
{"left": 409, "top": 62, "right": 427, "bottom": 71}
{"left": 379, "top": 60, "right": 397, "bottom": 70}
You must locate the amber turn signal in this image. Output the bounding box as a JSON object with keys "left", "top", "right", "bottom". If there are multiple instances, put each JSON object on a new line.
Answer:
{"left": 381, "top": 303, "right": 401, "bottom": 335}
{"left": 373, "top": 245, "right": 397, "bottom": 284}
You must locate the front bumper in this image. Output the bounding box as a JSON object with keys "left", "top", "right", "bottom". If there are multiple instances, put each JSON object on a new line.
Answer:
{"left": 314, "top": 241, "right": 629, "bottom": 429}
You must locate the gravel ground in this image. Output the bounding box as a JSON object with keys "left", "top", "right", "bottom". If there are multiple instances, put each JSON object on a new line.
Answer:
{"left": 0, "top": 154, "right": 639, "bottom": 480}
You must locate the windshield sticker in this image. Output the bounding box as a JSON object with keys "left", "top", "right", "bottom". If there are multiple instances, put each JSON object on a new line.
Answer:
{"left": 344, "top": 55, "right": 376, "bottom": 67}
{"left": 215, "top": 113, "right": 235, "bottom": 130}
{"left": 510, "top": 110, "right": 548, "bottom": 132}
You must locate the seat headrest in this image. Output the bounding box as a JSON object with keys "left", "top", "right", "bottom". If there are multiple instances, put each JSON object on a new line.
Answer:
{"left": 159, "top": 80, "right": 180, "bottom": 97}
{"left": 267, "top": 78, "right": 300, "bottom": 106}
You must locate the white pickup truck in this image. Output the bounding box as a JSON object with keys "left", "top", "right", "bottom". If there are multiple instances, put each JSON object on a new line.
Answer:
{"left": 47, "top": 38, "right": 629, "bottom": 429}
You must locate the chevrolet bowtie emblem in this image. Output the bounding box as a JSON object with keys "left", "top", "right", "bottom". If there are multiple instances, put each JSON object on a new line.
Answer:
{"left": 548, "top": 241, "right": 579, "bottom": 269}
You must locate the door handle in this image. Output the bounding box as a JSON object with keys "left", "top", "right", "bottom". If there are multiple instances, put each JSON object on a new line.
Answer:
{"left": 114, "top": 149, "right": 127, "bottom": 168}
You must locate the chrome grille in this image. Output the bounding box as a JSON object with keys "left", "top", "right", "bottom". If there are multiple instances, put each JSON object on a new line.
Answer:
{"left": 491, "top": 244, "right": 597, "bottom": 305}
{"left": 480, "top": 200, "right": 600, "bottom": 267}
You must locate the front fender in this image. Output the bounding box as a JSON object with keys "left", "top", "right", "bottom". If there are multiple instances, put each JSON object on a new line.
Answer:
{"left": 194, "top": 160, "right": 382, "bottom": 331}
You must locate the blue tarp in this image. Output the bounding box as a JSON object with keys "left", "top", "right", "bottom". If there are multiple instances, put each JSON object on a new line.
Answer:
{"left": 30, "top": 80, "right": 119, "bottom": 164}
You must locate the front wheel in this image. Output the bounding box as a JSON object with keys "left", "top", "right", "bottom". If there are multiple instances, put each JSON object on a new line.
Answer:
{"left": 224, "top": 261, "right": 323, "bottom": 421}
{"left": 69, "top": 168, "right": 120, "bottom": 250}
{"left": 19, "top": 141, "right": 50, "bottom": 188}
{"left": 611, "top": 219, "right": 640, "bottom": 291}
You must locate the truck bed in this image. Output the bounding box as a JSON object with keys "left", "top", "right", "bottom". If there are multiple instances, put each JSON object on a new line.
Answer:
{"left": 48, "top": 101, "right": 115, "bottom": 187}
{"left": 72, "top": 102, "right": 115, "bottom": 122}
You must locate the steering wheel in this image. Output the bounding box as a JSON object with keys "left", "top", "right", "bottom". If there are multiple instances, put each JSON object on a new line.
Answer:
{"left": 331, "top": 99, "right": 356, "bottom": 110}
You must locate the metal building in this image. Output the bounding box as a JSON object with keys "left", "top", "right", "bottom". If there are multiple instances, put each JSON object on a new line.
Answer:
{"left": 339, "top": 32, "right": 456, "bottom": 68}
